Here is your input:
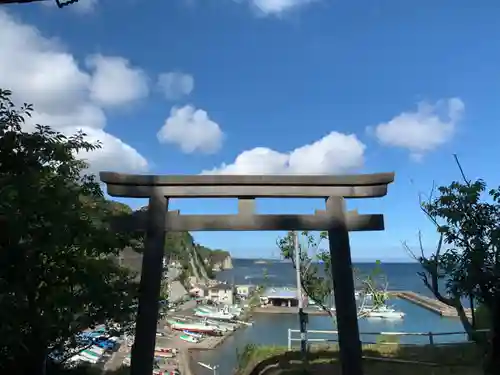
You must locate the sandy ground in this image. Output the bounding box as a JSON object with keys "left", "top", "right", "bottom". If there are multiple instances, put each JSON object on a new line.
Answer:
{"left": 101, "top": 302, "right": 249, "bottom": 372}
{"left": 103, "top": 342, "right": 130, "bottom": 371}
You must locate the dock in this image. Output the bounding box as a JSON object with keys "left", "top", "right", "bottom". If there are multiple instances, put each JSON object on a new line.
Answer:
{"left": 253, "top": 306, "right": 331, "bottom": 316}
{"left": 390, "top": 290, "right": 472, "bottom": 318}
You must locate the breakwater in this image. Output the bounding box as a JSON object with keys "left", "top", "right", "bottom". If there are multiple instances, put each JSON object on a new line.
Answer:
{"left": 390, "top": 291, "right": 472, "bottom": 318}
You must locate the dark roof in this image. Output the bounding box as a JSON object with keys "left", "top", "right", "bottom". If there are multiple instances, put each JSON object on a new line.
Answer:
{"left": 209, "top": 284, "right": 233, "bottom": 291}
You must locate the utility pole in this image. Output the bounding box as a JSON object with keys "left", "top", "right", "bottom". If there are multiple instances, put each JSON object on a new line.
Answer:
{"left": 294, "top": 231, "right": 308, "bottom": 359}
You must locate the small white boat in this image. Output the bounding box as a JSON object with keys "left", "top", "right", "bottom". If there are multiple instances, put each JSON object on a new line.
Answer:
{"left": 363, "top": 305, "right": 405, "bottom": 319}
{"left": 183, "top": 330, "right": 203, "bottom": 339}
{"left": 179, "top": 334, "right": 199, "bottom": 344}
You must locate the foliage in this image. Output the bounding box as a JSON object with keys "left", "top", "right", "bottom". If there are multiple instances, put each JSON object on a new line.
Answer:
{"left": 277, "top": 231, "right": 388, "bottom": 317}
{"left": 159, "top": 278, "right": 169, "bottom": 301}
{"left": 376, "top": 334, "right": 400, "bottom": 345}
{"left": 405, "top": 156, "right": 500, "bottom": 374}
{"left": 235, "top": 343, "right": 481, "bottom": 375}
{"left": 160, "top": 230, "right": 228, "bottom": 282}
{"left": 236, "top": 343, "right": 285, "bottom": 373}
{"left": 0, "top": 89, "right": 139, "bottom": 374}
{"left": 475, "top": 304, "right": 491, "bottom": 330}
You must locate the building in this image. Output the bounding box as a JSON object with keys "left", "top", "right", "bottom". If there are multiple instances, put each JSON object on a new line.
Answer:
{"left": 208, "top": 283, "right": 234, "bottom": 305}
{"left": 235, "top": 284, "right": 256, "bottom": 298}
{"left": 260, "top": 287, "right": 306, "bottom": 307}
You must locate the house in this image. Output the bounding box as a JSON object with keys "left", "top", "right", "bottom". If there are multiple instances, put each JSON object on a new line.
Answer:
{"left": 208, "top": 284, "right": 234, "bottom": 305}
{"left": 260, "top": 287, "right": 303, "bottom": 307}
{"left": 236, "top": 284, "right": 256, "bottom": 298}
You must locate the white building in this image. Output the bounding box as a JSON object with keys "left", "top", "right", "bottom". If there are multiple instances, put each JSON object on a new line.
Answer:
{"left": 236, "top": 284, "right": 256, "bottom": 298}
{"left": 208, "top": 284, "right": 234, "bottom": 305}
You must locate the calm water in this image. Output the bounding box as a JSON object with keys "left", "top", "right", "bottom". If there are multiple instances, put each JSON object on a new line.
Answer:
{"left": 193, "top": 259, "right": 467, "bottom": 375}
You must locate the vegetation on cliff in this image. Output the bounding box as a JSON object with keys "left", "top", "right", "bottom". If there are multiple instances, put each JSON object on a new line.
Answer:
{"left": 120, "top": 211, "right": 231, "bottom": 285}
{"left": 0, "top": 88, "right": 228, "bottom": 374}
{"left": 0, "top": 89, "right": 139, "bottom": 375}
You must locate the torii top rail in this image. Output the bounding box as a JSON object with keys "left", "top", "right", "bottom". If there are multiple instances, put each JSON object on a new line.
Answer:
{"left": 100, "top": 171, "right": 395, "bottom": 375}
{"left": 100, "top": 172, "right": 394, "bottom": 232}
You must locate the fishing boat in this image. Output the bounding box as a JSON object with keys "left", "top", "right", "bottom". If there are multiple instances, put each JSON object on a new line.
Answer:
{"left": 195, "top": 306, "right": 215, "bottom": 314}
{"left": 179, "top": 334, "right": 200, "bottom": 344}
{"left": 166, "top": 319, "right": 220, "bottom": 335}
{"left": 194, "top": 308, "right": 235, "bottom": 321}
{"left": 205, "top": 319, "right": 236, "bottom": 331}
{"left": 362, "top": 305, "right": 405, "bottom": 319}
{"left": 183, "top": 330, "right": 203, "bottom": 339}
{"left": 154, "top": 351, "right": 175, "bottom": 358}
{"left": 79, "top": 347, "right": 103, "bottom": 364}
{"left": 155, "top": 347, "right": 177, "bottom": 354}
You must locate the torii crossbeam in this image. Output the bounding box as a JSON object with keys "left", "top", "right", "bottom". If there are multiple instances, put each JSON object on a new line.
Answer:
{"left": 100, "top": 172, "right": 395, "bottom": 375}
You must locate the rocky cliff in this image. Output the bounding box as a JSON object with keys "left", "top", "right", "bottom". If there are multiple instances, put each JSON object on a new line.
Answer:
{"left": 211, "top": 254, "right": 233, "bottom": 271}
{"left": 118, "top": 206, "right": 231, "bottom": 286}
{"left": 196, "top": 247, "right": 233, "bottom": 271}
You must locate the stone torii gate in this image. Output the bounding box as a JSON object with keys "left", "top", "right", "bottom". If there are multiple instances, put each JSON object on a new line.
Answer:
{"left": 100, "top": 172, "right": 395, "bottom": 375}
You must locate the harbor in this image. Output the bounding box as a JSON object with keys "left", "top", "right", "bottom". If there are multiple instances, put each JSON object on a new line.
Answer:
{"left": 52, "top": 262, "right": 477, "bottom": 375}
{"left": 252, "top": 289, "right": 471, "bottom": 319}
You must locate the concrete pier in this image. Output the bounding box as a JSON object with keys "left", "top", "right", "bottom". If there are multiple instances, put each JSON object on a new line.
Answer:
{"left": 391, "top": 291, "right": 472, "bottom": 318}
{"left": 253, "top": 306, "right": 332, "bottom": 316}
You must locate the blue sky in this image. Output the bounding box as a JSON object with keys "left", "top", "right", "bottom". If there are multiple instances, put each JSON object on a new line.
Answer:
{"left": 2, "top": 0, "right": 499, "bottom": 260}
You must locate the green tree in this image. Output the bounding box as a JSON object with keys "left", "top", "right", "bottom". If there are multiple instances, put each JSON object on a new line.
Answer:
{"left": 277, "top": 231, "right": 386, "bottom": 318}
{"left": 0, "top": 89, "right": 139, "bottom": 374}
{"left": 406, "top": 158, "right": 500, "bottom": 374}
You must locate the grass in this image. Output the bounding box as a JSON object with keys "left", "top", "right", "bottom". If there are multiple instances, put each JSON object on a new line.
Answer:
{"left": 236, "top": 343, "right": 484, "bottom": 375}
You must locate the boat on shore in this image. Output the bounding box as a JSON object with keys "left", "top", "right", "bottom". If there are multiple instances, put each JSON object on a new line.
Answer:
{"left": 166, "top": 319, "right": 221, "bottom": 335}
{"left": 154, "top": 351, "right": 175, "bottom": 358}
{"left": 184, "top": 330, "right": 203, "bottom": 339}
{"left": 205, "top": 319, "right": 237, "bottom": 331}
{"left": 179, "top": 334, "right": 200, "bottom": 344}
{"left": 194, "top": 308, "right": 235, "bottom": 321}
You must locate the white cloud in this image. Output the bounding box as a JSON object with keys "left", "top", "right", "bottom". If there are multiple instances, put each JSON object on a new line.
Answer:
{"left": 157, "top": 105, "right": 224, "bottom": 154}
{"left": 157, "top": 72, "right": 194, "bottom": 100}
{"left": 203, "top": 132, "right": 365, "bottom": 175}
{"left": 247, "top": 0, "right": 317, "bottom": 15}
{"left": 86, "top": 54, "right": 149, "bottom": 107}
{"left": 371, "top": 98, "right": 464, "bottom": 161}
{"left": 0, "top": 9, "right": 149, "bottom": 175}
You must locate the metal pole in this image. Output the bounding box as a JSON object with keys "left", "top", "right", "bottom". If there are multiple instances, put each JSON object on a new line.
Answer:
{"left": 295, "top": 231, "right": 308, "bottom": 359}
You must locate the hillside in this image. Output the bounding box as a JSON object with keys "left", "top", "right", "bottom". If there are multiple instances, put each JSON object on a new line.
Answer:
{"left": 117, "top": 205, "right": 232, "bottom": 287}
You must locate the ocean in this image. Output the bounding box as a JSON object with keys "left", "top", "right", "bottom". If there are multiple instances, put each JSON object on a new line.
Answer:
{"left": 193, "top": 259, "right": 467, "bottom": 375}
